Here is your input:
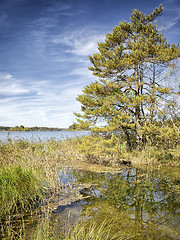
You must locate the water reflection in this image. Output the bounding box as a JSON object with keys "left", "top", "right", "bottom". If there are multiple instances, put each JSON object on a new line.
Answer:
{"left": 4, "top": 166, "right": 180, "bottom": 239}
{"left": 68, "top": 167, "right": 180, "bottom": 239}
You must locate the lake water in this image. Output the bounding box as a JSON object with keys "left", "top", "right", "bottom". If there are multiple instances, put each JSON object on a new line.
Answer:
{"left": 1, "top": 131, "right": 180, "bottom": 239}
{"left": 23, "top": 166, "right": 180, "bottom": 239}
{"left": 52, "top": 166, "right": 180, "bottom": 239}
{"left": 0, "top": 130, "right": 90, "bottom": 142}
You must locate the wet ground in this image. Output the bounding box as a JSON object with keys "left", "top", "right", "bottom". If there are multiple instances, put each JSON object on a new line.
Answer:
{"left": 2, "top": 164, "right": 180, "bottom": 239}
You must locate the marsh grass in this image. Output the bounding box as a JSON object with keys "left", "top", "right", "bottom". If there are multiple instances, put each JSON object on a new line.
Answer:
{"left": 33, "top": 209, "right": 169, "bottom": 240}
{"left": 32, "top": 214, "right": 138, "bottom": 240}
{"left": 0, "top": 135, "right": 179, "bottom": 221}
{"left": 0, "top": 137, "right": 91, "bottom": 238}
{"left": 63, "top": 220, "right": 136, "bottom": 240}
{"left": 0, "top": 166, "right": 41, "bottom": 218}
{"left": 33, "top": 214, "right": 59, "bottom": 240}
{"left": 1, "top": 216, "right": 26, "bottom": 240}
{"left": 31, "top": 196, "right": 177, "bottom": 240}
{"left": 62, "top": 200, "right": 175, "bottom": 240}
{"left": 0, "top": 135, "right": 179, "bottom": 239}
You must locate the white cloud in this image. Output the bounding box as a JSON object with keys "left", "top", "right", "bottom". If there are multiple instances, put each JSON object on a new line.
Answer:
{"left": 158, "top": 1, "right": 180, "bottom": 31}
{"left": 45, "top": 2, "right": 72, "bottom": 13}
{"left": 0, "top": 73, "right": 29, "bottom": 95}
{"left": 0, "top": 73, "right": 84, "bottom": 128}
{"left": 53, "top": 28, "right": 105, "bottom": 56}
{"left": 0, "top": 73, "right": 12, "bottom": 80}
{"left": 162, "top": 15, "right": 180, "bottom": 31}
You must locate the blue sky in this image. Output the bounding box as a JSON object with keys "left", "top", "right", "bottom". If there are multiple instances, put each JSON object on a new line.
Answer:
{"left": 0, "top": 0, "right": 179, "bottom": 128}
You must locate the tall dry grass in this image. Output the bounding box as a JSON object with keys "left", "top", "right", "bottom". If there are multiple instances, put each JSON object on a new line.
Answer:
{"left": 0, "top": 134, "right": 179, "bottom": 239}
{"left": 0, "top": 137, "right": 85, "bottom": 239}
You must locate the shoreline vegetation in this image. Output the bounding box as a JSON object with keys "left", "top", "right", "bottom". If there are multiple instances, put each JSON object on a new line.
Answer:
{"left": 0, "top": 124, "right": 89, "bottom": 131}
{"left": 0, "top": 125, "right": 66, "bottom": 131}
{"left": 0, "top": 133, "right": 179, "bottom": 239}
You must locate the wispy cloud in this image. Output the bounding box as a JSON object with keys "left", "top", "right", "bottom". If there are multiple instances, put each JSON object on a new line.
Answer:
{"left": 0, "top": 72, "right": 82, "bottom": 127}
{"left": 159, "top": 0, "right": 180, "bottom": 32}
{"left": 0, "top": 73, "right": 29, "bottom": 96}
{"left": 161, "top": 13, "right": 180, "bottom": 31}
{"left": 53, "top": 28, "right": 105, "bottom": 56}
{"left": 0, "top": 3, "right": 105, "bottom": 127}
{"left": 24, "top": 1, "right": 86, "bottom": 61}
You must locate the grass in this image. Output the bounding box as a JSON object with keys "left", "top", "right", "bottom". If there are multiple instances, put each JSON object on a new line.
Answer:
{"left": 0, "top": 137, "right": 98, "bottom": 238}
{"left": 0, "top": 135, "right": 179, "bottom": 239}
{"left": 63, "top": 220, "right": 137, "bottom": 240}
{"left": 0, "top": 166, "right": 41, "bottom": 218}
{"left": 0, "top": 138, "right": 75, "bottom": 238}
{"left": 32, "top": 213, "right": 138, "bottom": 240}
{"left": 32, "top": 205, "right": 172, "bottom": 240}
{"left": 0, "top": 135, "right": 179, "bottom": 219}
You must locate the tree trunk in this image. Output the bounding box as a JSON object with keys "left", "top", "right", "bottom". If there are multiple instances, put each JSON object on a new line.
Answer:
{"left": 123, "top": 127, "right": 132, "bottom": 150}
{"left": 150, "top": 63, "right": 156, "bottom": 122}
{"left": 135, "top": 65, "right": 143, "bottom": 148}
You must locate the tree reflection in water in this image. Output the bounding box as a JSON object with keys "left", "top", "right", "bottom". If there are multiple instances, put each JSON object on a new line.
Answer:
{"left": 73, "top": 167, "right": 180, "bottom": 239}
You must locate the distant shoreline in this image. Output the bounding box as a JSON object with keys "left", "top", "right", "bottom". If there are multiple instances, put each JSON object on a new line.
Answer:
{"left": 0, "top": 125, "right": 67, "bottom": 131}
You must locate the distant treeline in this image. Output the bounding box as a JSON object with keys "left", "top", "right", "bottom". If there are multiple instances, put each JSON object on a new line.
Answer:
{"left": 0, "top": 125, "right": 66, "bottom": 131}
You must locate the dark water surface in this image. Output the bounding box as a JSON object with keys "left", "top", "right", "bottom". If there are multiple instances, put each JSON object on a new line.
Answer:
{"left": 25, "top": 166, "right": 180, "bottom": 239}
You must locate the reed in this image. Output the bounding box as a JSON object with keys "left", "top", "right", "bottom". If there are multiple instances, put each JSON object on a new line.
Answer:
{"left": 32, "top": 215, "right": 137, "bottom": 240}
{"left": 0, "top": 165, "right": 41, "bottom": 218}
{"left": 0, "top": 135, "right": 179, "bottom": 239}
{"left": 64, "top": 220, "right": 132, "bottom": 240}
{"left": 0, "top": 135, "right": 179, "bottom": 219}
{"left": 0, "top": 137, "right": 85, "bottom": 219}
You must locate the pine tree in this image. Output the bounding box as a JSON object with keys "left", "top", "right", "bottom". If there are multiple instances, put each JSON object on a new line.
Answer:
{"left": 75, "top": 5, "right": 180, "bottom": 148}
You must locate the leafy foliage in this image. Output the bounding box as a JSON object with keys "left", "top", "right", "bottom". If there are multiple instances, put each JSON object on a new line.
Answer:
{"left": 75, "top": 5, "right": 180, "bottom": 148}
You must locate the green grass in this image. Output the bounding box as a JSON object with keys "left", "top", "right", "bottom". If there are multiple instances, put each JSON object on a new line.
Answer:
{"left": 0, "top": 137, "right": 86, "bottom": 219}
{"left": 0, "top": 135, "right": 179, "bottom": 239}
{"left": 63, "top": 221, "right": 134, "bottom": 240}
{"left": 0, "top": 135, "right": 179, "bottom": 220}
{"left": 0, "top": 166, "right": 41, "bottom": 218}
{"left": 32, "top": 215, "right": 138, "bottom": 240}
{"left": 32, "top": 211, "right": 170, "bottom": 240}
